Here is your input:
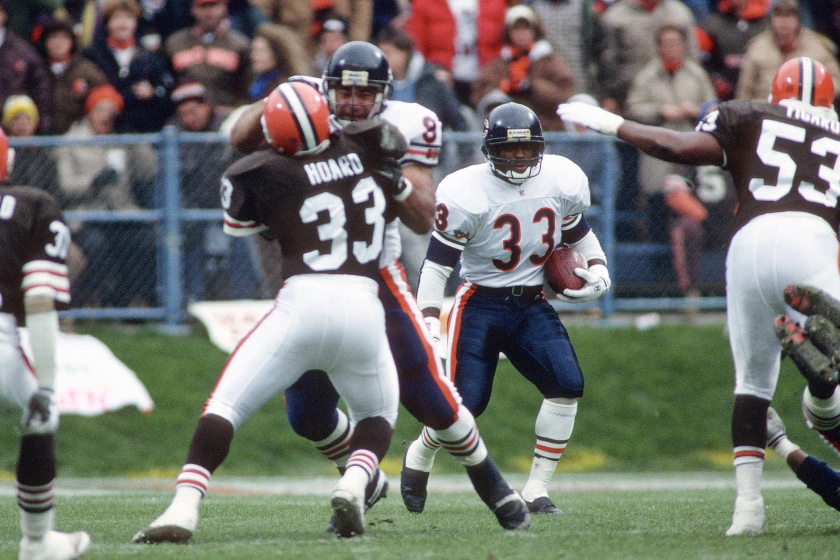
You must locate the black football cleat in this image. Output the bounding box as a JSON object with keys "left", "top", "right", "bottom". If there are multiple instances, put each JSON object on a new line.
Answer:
{"left": 364, "top": 468, "right": 388, "bottom": 512}
{"left": 400, "top": 454, "right": 429, "bottom": 514}
{"left": 775, "top": 315, "right": 838, "bottom": 390}
{"left": 525, "top": 496, "right": 564, "bottom": 515}
{"left": 785, "top": 285, "right": 840, "bottom": 328}
{"left": 492, "top": 492, "right": 531, "bottom": 530}
{"left": 131, "top": 525, "right": 192, "bottom": 544}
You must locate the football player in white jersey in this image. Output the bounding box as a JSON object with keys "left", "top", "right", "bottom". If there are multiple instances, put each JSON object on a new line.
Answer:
{"left": 558, "top": 57, "right": 840, "bottom": 535}
{"left": 406, "top": 102, "right": 612, "bottom": 516}
{"left": 0, "top": 127, "right": 91, "bottom": 560}
{"left": 227, "top": 41, "right": 531, "bottom": 530}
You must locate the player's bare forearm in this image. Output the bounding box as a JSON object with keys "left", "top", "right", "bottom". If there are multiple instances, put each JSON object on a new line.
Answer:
{"left": 230, "top": 100, "right": 270, "bottom": 155}
{"left": 617, "top": 121, "right": 724, "bottom": 166}
{"left": 396, "top": 164, "right": 435, "bottom": 234}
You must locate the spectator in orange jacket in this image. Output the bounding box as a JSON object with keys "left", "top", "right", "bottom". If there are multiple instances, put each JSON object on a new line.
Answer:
{"left": 471, "top": 5, "right": 575, "bottom": 130}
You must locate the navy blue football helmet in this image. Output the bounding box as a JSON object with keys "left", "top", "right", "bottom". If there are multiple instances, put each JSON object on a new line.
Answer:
{"left": 482, "top": 103, "right": 545, "bottom": 184}
{"left": 323, "top": 41, "right": 393, "bottom": 124}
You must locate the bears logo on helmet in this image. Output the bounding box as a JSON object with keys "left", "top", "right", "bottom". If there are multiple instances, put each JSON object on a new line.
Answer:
{"left": 262, "top": 82, "right": 331, "bottom": 156}
{"left": 481, "top": 102, "right": 545, "bottom": 185}
{"left": 771, "top": 57, "right": 835, "bottom": 109}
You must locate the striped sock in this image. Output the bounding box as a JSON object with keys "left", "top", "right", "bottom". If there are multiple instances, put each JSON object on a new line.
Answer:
{"left": 176, "top": 463, "right": 211, "bottom": 497}
{"left": 521, "top": 399, "right": 576, "bottom": 502}
{"left": 18, "top": 481, "right": 55, "bottom": 539}
{"left": 314, "top": 410, "right": 352, "bottom": 469}
{"left": 431, "top": 405, "right": 488, "bottom": 467}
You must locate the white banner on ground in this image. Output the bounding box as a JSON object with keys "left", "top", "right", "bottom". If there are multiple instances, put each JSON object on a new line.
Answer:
{"left": 19, "top": 330, "right": 154, "bottom": 416}
{"left": 188, "top": 300, "right": 275, "bottom": 354}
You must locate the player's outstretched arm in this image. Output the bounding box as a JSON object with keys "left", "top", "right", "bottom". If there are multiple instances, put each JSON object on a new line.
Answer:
{"left": 557, "top": 101, "right": 724, "bottom": 166}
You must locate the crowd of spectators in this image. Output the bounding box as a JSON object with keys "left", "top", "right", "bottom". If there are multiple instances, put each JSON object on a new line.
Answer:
{"left": 5, "top": 0, "right": 840, "bottom": 303}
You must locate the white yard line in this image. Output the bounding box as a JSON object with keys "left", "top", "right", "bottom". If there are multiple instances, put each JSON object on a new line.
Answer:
{"left": 0, "top": 472, "right": 804, "bottom": 497}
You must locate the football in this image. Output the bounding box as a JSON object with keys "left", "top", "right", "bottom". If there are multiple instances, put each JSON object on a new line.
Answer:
{"left": 544, "top": 246, "right": 588, "bottom": 293}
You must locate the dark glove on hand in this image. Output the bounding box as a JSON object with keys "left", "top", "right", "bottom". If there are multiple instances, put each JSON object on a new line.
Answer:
{"left": 22, "top": 388, "right": 58, "bottom": 435}
{"left": 373, "top": 156, "right": 413, "bottom": 201}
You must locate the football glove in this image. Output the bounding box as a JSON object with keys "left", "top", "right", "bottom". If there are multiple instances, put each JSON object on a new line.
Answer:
{"left": 345, "top": 120, "right": 412, "bottom": 200}
{"left": 373, "top": 156, "right": 413, "bottom": 201}
{"left": 556, "top": 264, "right": 611, "bottom": 304}
{"left": 22, "top": 387, "right": 59, "bottom": 435}
{"left": 556, "top": 101, "right": 625, "bottom": 136}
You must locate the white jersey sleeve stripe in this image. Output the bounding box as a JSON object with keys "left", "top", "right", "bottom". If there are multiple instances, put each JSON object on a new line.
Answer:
{"left": 22, "top": 261, "right": 70, "bottom": 302}
{"left": 223, "top": 212, "right": 269, "bottom": 237}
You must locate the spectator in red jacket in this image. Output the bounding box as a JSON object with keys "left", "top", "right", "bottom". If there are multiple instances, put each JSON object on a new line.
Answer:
{"left": 403, "top": 0, "right": 507, "bottom": 107}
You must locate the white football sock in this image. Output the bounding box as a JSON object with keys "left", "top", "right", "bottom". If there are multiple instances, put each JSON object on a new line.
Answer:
{"left": 521, "top": 398, "right": 576, "bottom": 502}
{"left": 732, "top": 450, "right": 763, "bottom": 500}
{"left": 19, "top": 503, "right": 54, "bottom": 540}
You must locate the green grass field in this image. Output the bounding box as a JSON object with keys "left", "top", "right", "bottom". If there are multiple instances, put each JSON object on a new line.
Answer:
{"left": 0, "top": 481, "right": 837, "bottom": 559}
{"left": 1, "top": 316, "right": 839, "bottom": 558}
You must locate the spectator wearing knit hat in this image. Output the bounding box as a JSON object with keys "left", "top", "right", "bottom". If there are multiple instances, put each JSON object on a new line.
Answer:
{"left": 471, "top": 4, "right": 575, "bottom": 130}
{"left": 3, "top": 94, "right": 61, "bottom": 202}
{"left": 0, "top": 0, "right": 53, "bottom": 132}
{"left": 56, "top": 82, "right": 159, "bottom": 307}
{"left": 169, "top": 81, "right": 261, "bottom": 301}
{"left": 310, "top": 13, "right": 349, "bottom": 77}
{"left": 39, "top": 17, "right": 109, "bottom": 135}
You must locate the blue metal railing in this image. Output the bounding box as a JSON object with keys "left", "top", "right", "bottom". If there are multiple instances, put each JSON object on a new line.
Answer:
{"left": 9, "top": 128, "right": 726, "bottom": 326}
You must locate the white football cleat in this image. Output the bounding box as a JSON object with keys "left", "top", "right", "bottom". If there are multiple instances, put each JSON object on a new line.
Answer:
{"left": 330, "top": 478, "right": 365, "bottom": 538}
{"left": 132, "top": 501, "right": 198, "bottom": 544}
{"left": 19, "top": 530, "right": 91, "bottom": 560}
{"left": 725, "top": 495, "right": 765, "bottom": 536}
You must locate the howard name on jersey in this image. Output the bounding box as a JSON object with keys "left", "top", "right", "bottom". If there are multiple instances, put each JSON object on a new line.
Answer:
{"left": 0, "top": 186, "right": 71, "bottom": 324}
{"left": 221, "top": 133, "right": 394, "bottom": 281}
{"left": 697, "top": 100, "right": 840, "bottom": 233}
{"left": 433, "top": 155, "right": 590, "bottom": 288}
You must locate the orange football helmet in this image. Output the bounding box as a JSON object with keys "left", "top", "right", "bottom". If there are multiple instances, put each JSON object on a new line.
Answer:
{"left": 262, "top": 82, "right": 331, "bottom": 156}
{"left": 771, "top": 57, "right": 835, "bottom": 108}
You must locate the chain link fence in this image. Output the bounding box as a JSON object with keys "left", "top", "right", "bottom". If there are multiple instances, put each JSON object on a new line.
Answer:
{"left": 9, "top": 129, "right": 730, "bottom": 326}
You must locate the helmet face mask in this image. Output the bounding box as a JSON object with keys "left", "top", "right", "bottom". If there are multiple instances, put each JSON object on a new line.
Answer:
{"left": 482, "top": 103, "right": 545, "bottom": 184}
{"left": 770, "top": 56, "right": 835, "bottom": 109}
{"left": 262, "top": 82, "right": 331, "bottom": 156}
{"left": 323, "top": 41, "right": 392, "bottom": 124}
